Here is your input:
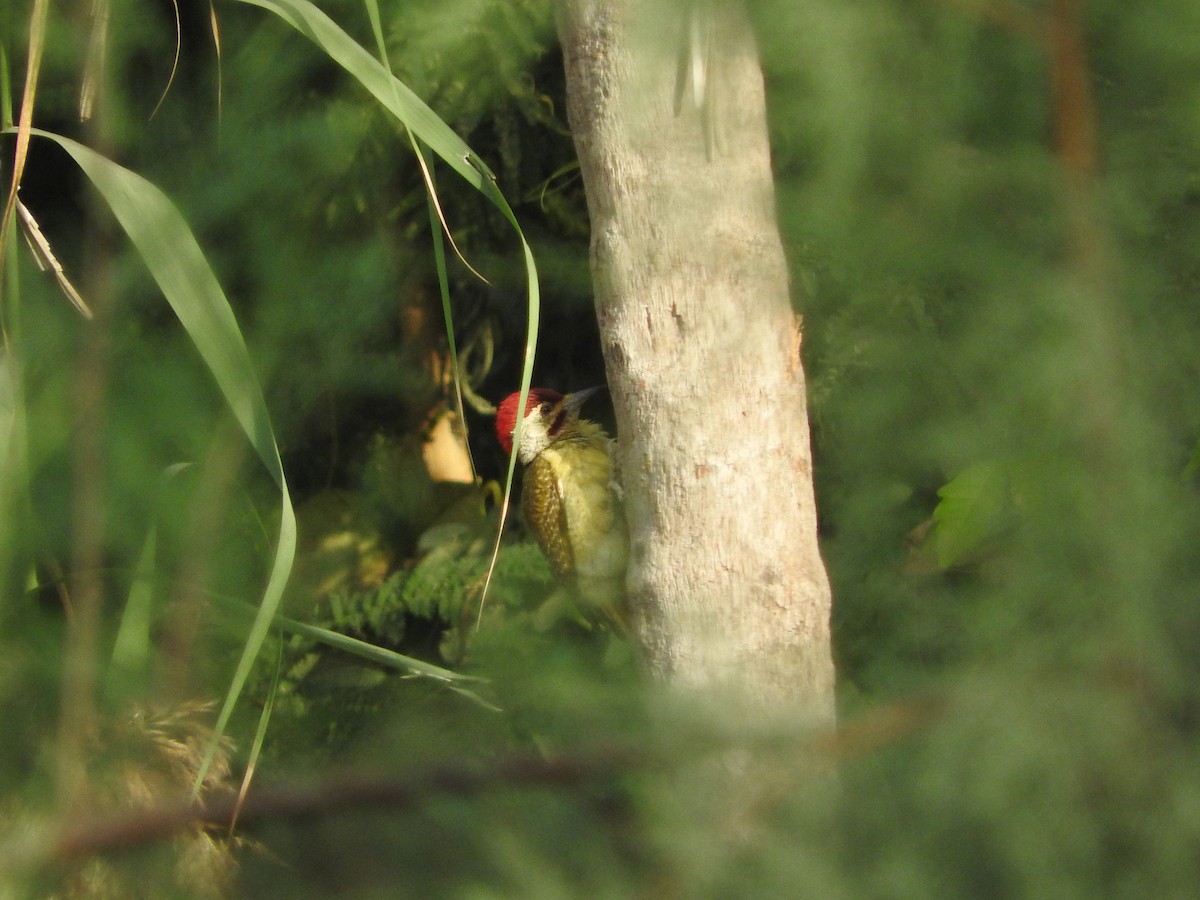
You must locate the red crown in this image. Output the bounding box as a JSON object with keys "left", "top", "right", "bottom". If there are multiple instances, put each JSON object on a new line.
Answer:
{"left": 495, "top": 388, "right": 563, "bottom": 454}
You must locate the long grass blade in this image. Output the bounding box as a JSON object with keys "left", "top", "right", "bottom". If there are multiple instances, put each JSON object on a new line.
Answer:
{"left": 408, "top": 128, "right": 489, "bottom": 284}
{"left": 235, "top": 0, "right": 495, "bottom": 188}
{"left": 237, "top": 0, "right": 540, "bottom": 622}
{"left": 367, "top": 0, "right": 489, "bottom": 283}
{"left": 149, "top": 0, "right": 182, "bottom": 120}
{"left": 214, "top": 595, "right": 486, "bottom": 686}
{"left": 5, "top": 128, "right": 298, "bottom": 795}
{"left": 211, "top": 593, "right": 499, "bottom": 711}
{"left": 229, "top": 639, "right": 282, "bottom": 832}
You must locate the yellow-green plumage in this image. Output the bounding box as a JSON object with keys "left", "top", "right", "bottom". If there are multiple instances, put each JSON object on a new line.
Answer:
{"left": 521, "top": 420, "right": 627, "bottom": 589}
{"left": 497, "top": 387, "right": 629, "bottom": 616}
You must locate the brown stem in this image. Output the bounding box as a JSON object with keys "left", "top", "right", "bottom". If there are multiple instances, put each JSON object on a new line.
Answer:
{"left": 45, "top": 748, "right": 638, "bottom": 863}
{"left": 1048, "top": 0, "right": 1097, "bottom": 186}
{"left": 56, "top": 213, "right": 115, "bottom": 810}
{"left": 55, "top": 80, "right": 119, "bottom": 813}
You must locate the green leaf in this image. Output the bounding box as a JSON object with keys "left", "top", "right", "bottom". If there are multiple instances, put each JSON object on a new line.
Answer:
{"left": 931, "top": 461, "right": 1011, "bottom": 569}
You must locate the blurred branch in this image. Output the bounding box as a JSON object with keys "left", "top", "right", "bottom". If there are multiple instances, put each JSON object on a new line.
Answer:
{"left": 57, "top": 95, "right": 120, "bottom": 814}
{"left": 56, "top": 216, "right": 114, "bottom": 809}
{"left": 814, "top": 692, "right": 949, "bottom": 761}
{"left": 1044, "top": 0, "right": 1110, "bottom": 312}
{"left": 37, "top": 747, "right": 640, "bottom": 865}
{"left": 1046, "top": 0, "right": 1134, "bottom": 518}
{"left": 25, "top": 691, "right": 958, "bottom": 870}
{"left": 1047, "top": 0, "right": 1097, "bottom": 186}
{"left": 927, "top": 0, "right": 1098, "bottom": 191}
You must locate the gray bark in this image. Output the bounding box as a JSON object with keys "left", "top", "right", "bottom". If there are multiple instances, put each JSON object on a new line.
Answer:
{"left": 558, "top": 0, "right": 835, "bottom": 724}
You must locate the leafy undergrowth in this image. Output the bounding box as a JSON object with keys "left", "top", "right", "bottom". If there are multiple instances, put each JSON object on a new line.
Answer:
{"left": 256, "top": 509, "right": 639, "bottom": 767}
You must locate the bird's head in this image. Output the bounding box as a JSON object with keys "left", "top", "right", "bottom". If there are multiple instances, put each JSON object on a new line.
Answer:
{"left": 495, "top": 386, "right": 603, "bottom": 464}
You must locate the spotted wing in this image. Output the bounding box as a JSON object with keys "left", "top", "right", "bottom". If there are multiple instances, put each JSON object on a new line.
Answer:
{"left": 522, "top": 454, "right": 575, "bottom": 579}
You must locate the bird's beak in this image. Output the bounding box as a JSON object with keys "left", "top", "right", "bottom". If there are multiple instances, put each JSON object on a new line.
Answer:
{"left": 557, "top": 385, "right": 605, "bottom": 415}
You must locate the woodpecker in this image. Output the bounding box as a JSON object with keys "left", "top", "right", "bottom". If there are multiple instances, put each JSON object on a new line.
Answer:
{"left": 495, "top": 387, "right": 628, "bottom": 616}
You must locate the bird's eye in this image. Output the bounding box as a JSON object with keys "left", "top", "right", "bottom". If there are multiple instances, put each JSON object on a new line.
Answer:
{"left": 539, "top": 401, "right": 554, "bottom": 415}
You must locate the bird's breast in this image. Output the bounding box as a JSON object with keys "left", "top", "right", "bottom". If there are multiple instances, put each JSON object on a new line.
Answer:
{"left": 524, "top": 436, "right": 628, "bottom": 582}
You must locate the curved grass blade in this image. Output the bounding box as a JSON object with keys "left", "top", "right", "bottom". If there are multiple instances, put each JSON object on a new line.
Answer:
{"left": 237, "top": 0, "right": 540, "bottom": 620}
{"left": 229, "top": 638, "right": 282, "bottom": 832}
{"left": 212, "top": 593, "right": 498, "bottom": 711}
{"left": 237, "top": 0, "right": 532, "bottom": 295}
{"left": 218, "top": 596, "right": 483, "bottom": 684}
{"left": 14, "top": 130, "right": 288, "bottom": 485}
{"left": 4, "top": 128, "right": 297, "bottom": 794}
{"left": 476, "top": 374, "right": 532, "bottom": 625}
{"left": 235, "top": 0, "right": 494, "bottom": 188}
{"left": 149, "top": 0, "right": 181, "bottom": 120}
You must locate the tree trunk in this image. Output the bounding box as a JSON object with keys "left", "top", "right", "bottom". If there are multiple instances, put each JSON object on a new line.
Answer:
{"left": 558, "top": 0, "right": 835, "bottom": 723}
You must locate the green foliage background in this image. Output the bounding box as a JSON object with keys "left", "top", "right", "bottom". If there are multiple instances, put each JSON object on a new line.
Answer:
{"left": 2, "top": 0, "right": 1200, "bottom": 895}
